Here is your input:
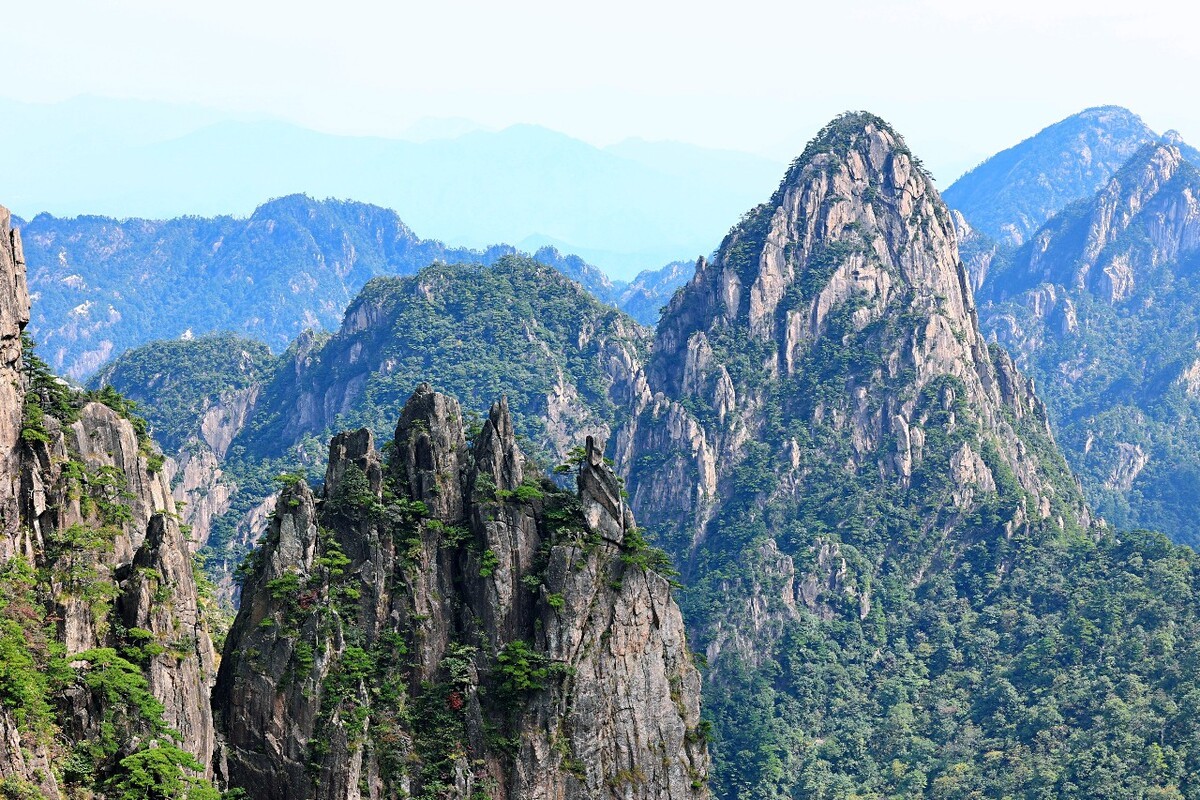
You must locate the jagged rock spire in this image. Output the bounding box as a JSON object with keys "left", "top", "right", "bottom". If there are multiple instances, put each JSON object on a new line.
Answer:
{"left": 393, "top": 382, "right": 469, "bottom": 521}
{"left": 473, "top": 394, "right": 524, "bottom": 492}
{"left": 578, "top": 435, "right": 634, "bottom": 544}
{"left": 215, "top": 384, "right": 709, "bottom": 798}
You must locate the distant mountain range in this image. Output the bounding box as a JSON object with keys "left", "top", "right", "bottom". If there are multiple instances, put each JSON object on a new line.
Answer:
{"left": 973, "top": 141, "right": 1200, "bottom": 545}
{"left": 0, "top": 95, "right": 784, "bottom": 277}
{"left": 74, "top": 109, "right": 1200, "bottom": 800}
{"left": 945, "top": 105, "right": 1200, "bottom": 245}
{"left": 944, "top": 105, "right": 1200, "bottom": 546}
{"left": 19, "top": 195, "right": 692, "bottom": 379}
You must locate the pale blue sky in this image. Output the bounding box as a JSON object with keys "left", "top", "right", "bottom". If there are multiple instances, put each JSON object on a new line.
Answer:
{"left": 7, "top": 0, "right": 1198, "bottom": 182}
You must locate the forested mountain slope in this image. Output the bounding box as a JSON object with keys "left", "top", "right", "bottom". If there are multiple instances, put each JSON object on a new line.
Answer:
{"left": 615, "top": 112, "right": 1200, "bottom": 799}
{"left": 975, "top": 142, "right": 1200, "bottom": 545}
{"left": 21, "top": 195, "right": 684, "bottom": 379}
{"left": 97, "top": 257, "right": 652, "bottom": 601}
{"left": 943, "top": 106, "right": 1197, "bottom": 245}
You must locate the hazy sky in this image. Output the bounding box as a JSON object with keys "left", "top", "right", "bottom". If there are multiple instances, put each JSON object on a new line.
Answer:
{"left": 6, "top": 0, "right": 1200, "bottom": 182}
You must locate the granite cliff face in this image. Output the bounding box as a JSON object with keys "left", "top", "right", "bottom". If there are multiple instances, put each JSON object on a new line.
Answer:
{"left": 976, "top": 142, "right": 1200, "bottom": 543}
{"left": 614, "top": 113, "right": 1094, "bottom": 796}
{"left": 0, "top": 205, "right": 29, "bottom": 555}
{"left": 214, "top": 384, "right": 708, "bottom": 799}
{"left": 981, "top": 143, "right": 1200, "bottom": 302}
{"left": 3, "top": 203, "right": 710, "bottom": 798}
{"left": 0, "top": 207, "right": 218, "bottom": 797}
{"left": 620, "top": 113, "right": 1083, "bottom": 556}
{"left": 96, "top": 256, "right": 652, "bottom": 615}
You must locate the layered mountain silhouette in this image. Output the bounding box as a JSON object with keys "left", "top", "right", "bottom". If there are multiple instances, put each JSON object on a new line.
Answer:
{"left": 945, "top": 106, "right": 1200, "bottom": 245}
{"left": 976, "top": 141, "right": 1200, "bottom": 544}
{"left": 21, "top": 195, "right": 692, "bottom": 379}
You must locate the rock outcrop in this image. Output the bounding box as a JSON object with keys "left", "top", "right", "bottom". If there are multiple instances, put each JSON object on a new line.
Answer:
{"left": 0, "top": 205, "right": 29, "bottom": 557}
{"left": 619, "top": 112, "right": 1085, "bottom": 556}
{"left": 943, "top": 105, "right": 1175, "bottom": 246}
{"left": 214, "top": 383, "right": 709, "bottom": 799}
{"left": 0, "top": 206, "right": 218, "bottom": 796}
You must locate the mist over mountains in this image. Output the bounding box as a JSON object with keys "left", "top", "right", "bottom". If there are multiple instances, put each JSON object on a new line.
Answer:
{"left": 0, "top": 95, "right": 784, "bottom": 278}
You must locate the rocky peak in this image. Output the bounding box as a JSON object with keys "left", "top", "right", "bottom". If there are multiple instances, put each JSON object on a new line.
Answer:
{"left": 633, "top": 113, "right": 1056, "bottom": 512}
{"left": 654, "top": 112, "right": 984, "bottom": 394}
{"left": 325, "top": 427, "right": 383, "bottom": 499}
{"left": 578, "top": 434, "right": 633, "bottom": 544}
{"left": 0, "top": 207, "right": 219, "bottom": 797}
{"left": 215, "top": 384, "right": 709, "bottom": 799}
{"left": 473, "top": 394, "right": 524, "bottom": 493}
{"left": 616, "top": 112, "right": 1093, "bottom": 797}
{"left": 393, "top": 381, "right": 469, "bottom": 520}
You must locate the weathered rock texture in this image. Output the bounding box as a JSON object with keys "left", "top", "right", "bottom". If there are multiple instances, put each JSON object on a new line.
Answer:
{"left": 233, "top": 257, "right": 649, "bottom": 467}
{"left": 611, "top": 113, "right": 1093, "bottom": 795}
{"left": 0, "top": 206, "right": 217, "bottom": 795}
{"left": 619, "top": 112, "right": 1087, "bottom": 557}
{"left": 943, "top": 105, "right": 1184, "bottom": 246}
{"left": 214, "top": 383, "right": 709, "bottom": 799}
{"left": 0, "top": 205, "right": 29, "bottom": 557}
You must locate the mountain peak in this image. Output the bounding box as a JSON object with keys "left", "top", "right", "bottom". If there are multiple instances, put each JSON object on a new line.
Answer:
{"left": 657, "top": 111, "right": 960, "bottom": 364}
{"left": 1010, "top": 139, "right": 1200, "bottom": 303}
{"left": 1116, "top": 140, "right": 1185, "bottom": 180}
{"left": 944, "top": 106, "right": 1160, "bottom": 245}
{"left": 637, "top": 112, "right": 1084, "bottom": 529}
{"left": 775, "top": 111, "right": 928, "bottom": 198}
{"left": 1074, "top": 104, "right": 1145, "bottom": 123}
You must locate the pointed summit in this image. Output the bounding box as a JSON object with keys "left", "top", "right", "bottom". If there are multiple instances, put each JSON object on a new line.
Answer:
{"left": 616, "top": 111, "right": 1098, "bottom": 798}
{"left": 975, "top": 139, "right": 1200, "bottom": 543}
{"left": 653, "top": 111, "right": 986, "bottom": 409}
{"left": 996, "top": 141, "right": 1200, "bottom": 302}
{"left": 626, "top": 109, "right": 1087, "bottom": 553}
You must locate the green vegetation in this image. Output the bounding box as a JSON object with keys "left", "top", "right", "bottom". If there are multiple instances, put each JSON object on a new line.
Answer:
{"left": 93, "top": 333, "right": 277, "bottom": 451}
{"left": 237, "top": 256, "right": 649, "bottom": 464}
{"left": 0, "top": 554, "right": 221, "bottom": 798}
{"left": 21, "top": 334, "right": 160, "bottom": 472}
{"left": 976, "top": 156, "right": 1200, "bottom": 547}
{"left": 626, "top": 117, "right": 1200, "bottom": 798}
{"left": 491, "top": 640, "right": 571, "bottom": 705}
{"left": 6, "top": 336, "right": 221, "bottom": 799}
{"left": 22, "top": 195, "right": 680, "bottom": 382}
{"left": 660, "top": 284, "right": 1200, "bottom": 799}
{"left": 20, "top": 331, "right": 77, "bottom": 443}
